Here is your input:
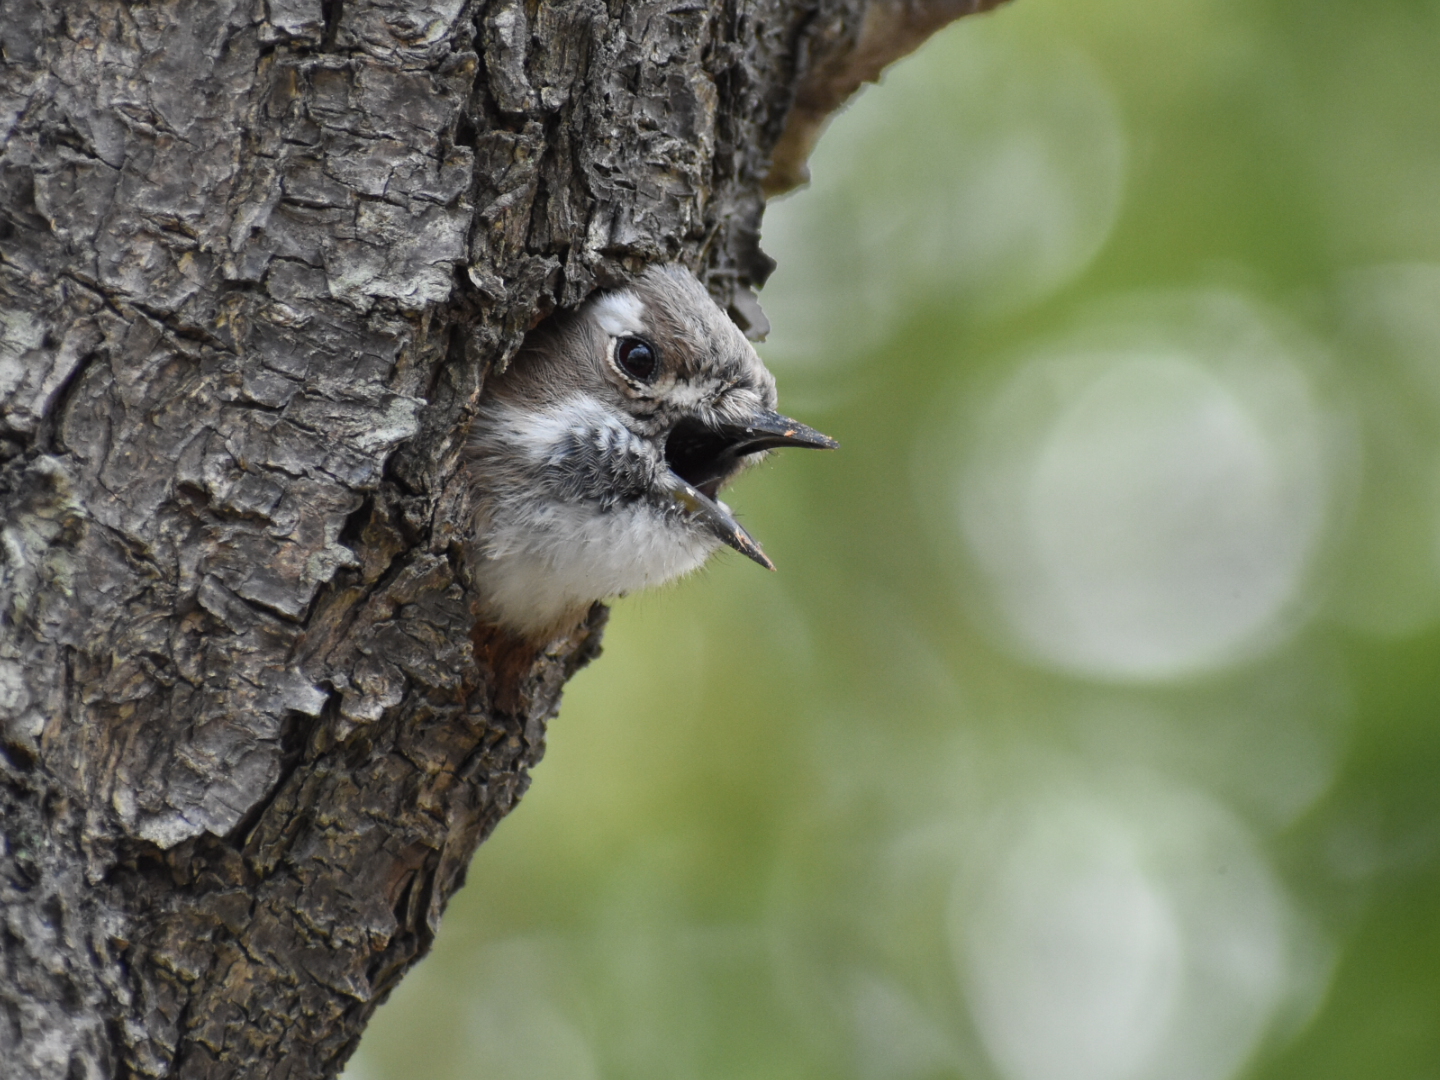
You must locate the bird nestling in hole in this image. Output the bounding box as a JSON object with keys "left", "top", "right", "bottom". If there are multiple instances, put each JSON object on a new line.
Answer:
{"left": 466, "top": 264, "right": 837, "bottom": 644}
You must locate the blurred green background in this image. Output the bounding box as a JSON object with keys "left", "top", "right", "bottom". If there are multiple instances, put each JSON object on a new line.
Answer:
{"left": 348, "top": 0, "right": 1440, "bottom": 1077}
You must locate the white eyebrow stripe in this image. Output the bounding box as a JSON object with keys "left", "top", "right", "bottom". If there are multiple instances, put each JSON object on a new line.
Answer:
{"left": 591, "top": 291, "right": 648, "bottom": 337}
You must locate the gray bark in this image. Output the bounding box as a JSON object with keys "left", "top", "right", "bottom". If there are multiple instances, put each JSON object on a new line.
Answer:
{"left": 0, "top": 0, "right": 1000, "bottom": 1076}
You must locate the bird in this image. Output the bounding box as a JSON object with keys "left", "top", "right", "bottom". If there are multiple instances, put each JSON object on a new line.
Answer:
{"left": 465, "top": 263, "right": 837, "bottom": 642}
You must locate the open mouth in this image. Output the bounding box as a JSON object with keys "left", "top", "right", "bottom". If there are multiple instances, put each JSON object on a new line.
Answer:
{"left": 659, "top": 410, "right": 838, "bottom": 570}
{"left": 663, "top": 417, "right": 750, "bottom": 501}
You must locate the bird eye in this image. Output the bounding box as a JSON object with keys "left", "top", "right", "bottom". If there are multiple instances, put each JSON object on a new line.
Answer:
{"left": 614, "top": 337, "right": 659, "bottom": 383}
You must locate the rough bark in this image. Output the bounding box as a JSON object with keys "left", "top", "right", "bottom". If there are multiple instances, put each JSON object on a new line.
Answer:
{"left": 0, "top": 0, "right": 1000, "bottom": 1076}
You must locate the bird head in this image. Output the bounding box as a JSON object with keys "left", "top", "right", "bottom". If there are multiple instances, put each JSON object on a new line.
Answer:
{"left": 468, "top": 264, "right": 837, "bottom": 638}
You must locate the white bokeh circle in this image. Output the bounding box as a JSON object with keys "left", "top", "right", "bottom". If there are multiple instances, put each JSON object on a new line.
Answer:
{"left": 953, "top": 782, "right": 1294, "bottom": 1080}
{"left": 954, "top": 292, "right": 1333, "bottom": 680}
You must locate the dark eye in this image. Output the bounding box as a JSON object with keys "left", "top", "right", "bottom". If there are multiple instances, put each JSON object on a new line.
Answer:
{"left": 615, "top": 337, "right": 658, "bottom": 383}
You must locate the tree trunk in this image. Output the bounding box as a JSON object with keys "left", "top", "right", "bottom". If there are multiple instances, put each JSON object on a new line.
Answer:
{"left": 0, "top": 0, "right": 999, "bottom": 1076}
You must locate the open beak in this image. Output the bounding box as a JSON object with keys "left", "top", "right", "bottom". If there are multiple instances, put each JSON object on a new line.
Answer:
{"left": 662, "top": 410, "right": 838, "bottom": 570}
{"left": 665, "top": 477, "right": 776, "bottom": 570}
